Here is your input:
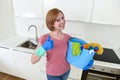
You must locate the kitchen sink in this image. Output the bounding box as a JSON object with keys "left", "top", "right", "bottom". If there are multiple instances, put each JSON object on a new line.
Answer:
{"left": 17, "top": 39, "right": 38, "bottom": 49}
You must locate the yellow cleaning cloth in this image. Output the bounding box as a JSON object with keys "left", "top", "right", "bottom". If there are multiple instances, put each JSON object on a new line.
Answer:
{"left": 72, "top": 42, "right": 81, "bottom": 56}
{"left": 88, "top": 43, "right": 104, "bottom": 55}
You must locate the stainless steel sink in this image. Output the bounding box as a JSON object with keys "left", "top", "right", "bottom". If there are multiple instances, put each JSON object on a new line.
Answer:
{"left": 17, "top": 39, "right": 38, "bottom": 49}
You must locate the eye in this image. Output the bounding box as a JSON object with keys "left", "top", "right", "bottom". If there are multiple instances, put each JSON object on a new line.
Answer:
{"left": 56, "top": 19, "right": 60, "bottom": 22}
{"left": 62, "top": 16, "right": 64, "bottom": 20}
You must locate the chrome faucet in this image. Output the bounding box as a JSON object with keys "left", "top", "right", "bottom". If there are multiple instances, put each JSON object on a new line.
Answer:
{"left": 28, "top": 25, "right": 38, "bottom": 44}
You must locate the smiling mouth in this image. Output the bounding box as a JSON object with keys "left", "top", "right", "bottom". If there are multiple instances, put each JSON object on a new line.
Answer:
{"left": 60, "top": 24, "right": 65, "bottom": 27}
{"left": 59, "top": 25, "right": 64, "bottom": 28}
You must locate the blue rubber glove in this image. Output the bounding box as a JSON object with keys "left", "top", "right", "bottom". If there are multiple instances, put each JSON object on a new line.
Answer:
{"left": 83, "top": 59, "right": 94, "bottom": 70}
{"left": 35, "top": 35, "right": 54, "bottom": 57}
{"left": 42, "top": 35, "right": 54, "bottom": 51}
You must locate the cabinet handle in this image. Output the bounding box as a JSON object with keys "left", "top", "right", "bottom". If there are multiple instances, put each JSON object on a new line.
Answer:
{"left": 0, "top": 46, "right": 9, "bottom": 49}
{"left": 13, "top": 49, "right": 32, "bottom": 54}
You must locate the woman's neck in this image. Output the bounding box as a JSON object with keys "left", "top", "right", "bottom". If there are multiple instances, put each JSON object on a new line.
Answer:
{"left": 50, "top": 31, "right": 64, "bottom": 39}
{"left": 51, "top": 31, "right": 63, "bottom": 36}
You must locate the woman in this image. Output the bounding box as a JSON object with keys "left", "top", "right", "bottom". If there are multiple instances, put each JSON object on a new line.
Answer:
{"left": 31, "top": 8, "right": 71, "bottom": 80}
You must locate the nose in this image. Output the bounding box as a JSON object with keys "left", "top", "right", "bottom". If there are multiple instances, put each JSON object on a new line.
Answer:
{"left": 60, "top": 19, "right": 65, "bottom": 24}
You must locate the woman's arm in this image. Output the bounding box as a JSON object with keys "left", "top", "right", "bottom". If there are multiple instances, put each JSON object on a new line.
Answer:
{"left": 31, "top": 43, "right": 42, "bottom": 64}
{"left": 31, "top": 35, "right": 54, "bottom": 64}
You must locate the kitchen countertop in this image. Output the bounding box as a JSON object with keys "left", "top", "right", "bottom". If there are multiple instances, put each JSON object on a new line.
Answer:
{"left": 0, "top": 36, "right": 35, "bottom": 54}
{"left": 0, "top": 35, "right": 120, "bottom": 69}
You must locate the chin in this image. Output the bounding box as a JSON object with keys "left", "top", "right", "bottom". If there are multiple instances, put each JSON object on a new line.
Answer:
{"left": 62, "top": 26, "right": 65, "bottom": 29}
{"left": 61, "top": 27, "right": 64, "bottom": 30}
{"left": 62, "top": 27, "right": 65, "bottom": 30}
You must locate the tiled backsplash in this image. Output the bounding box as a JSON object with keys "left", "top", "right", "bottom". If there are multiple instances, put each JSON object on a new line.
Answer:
{"left": 64, "top": 20, "right": 120, "bottom": 49}
{"left": 15, "top": 17, "right": 120, "bottom": 49}
{"left": 15, "top": 17, "right": 44, "bottom": 39}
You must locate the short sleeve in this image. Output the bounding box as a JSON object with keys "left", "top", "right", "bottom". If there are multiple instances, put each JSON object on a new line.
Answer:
{"left": 38, "top": 34, "right": 48, "bottom": 44}
{"left": 64, "top": 33, "right": 71, "bottom": 40}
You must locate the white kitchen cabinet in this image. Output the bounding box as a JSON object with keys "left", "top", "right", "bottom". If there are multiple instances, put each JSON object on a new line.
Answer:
{"left": 39, "top": 56, "right": 47, "bottom": 80}
{"left": 39, "top": 70, "right": 47, "bottom": 80}
{"left": 68, "top": 65, "right": 82, "bottom": 80}
{"left": 39, "top": 56, "right": 46, "bottom": 72}
{"left": 43, "top": 0, "right": 94, "bottom": 22}
{"left": 13, "top": 50, "right": 40, "bottom": 80}
{"left": 91, "top": 0, "right": 120, "bottom": 25}
{"left": 0, "top": 47, "right": 18, "bottom": 76}
{"left": 12, "top": 0, "right": 43, "bottom": 18}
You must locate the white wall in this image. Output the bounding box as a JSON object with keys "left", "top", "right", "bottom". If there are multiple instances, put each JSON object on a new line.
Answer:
{"left": 0, "top": 0, "right": 16, "bottom": 41}
{"left": 1, "top": 0, "right": 119, "bottom": 49}
{"left": 64, "top": 21, "right": 120, "bottom": 49}
{"left": 1, "top": 0, "right": 120, "bottom": 49}
{"left": 15, "top": 17, "right": 44, "bottom": 39}
{"left": 65, "top": 21, "right": 120, "bottom": 60}
{"left": 15, "top": 17, "right": 120, "bottom": 49}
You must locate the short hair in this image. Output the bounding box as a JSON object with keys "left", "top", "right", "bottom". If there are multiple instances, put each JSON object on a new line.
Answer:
{"left": 46, "top": 8, "right": 64, "bottom": 31}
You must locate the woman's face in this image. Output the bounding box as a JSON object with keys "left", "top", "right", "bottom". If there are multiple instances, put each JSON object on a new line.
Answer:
{"left": 53, "top": 13, "right": 65, "bottom": 31}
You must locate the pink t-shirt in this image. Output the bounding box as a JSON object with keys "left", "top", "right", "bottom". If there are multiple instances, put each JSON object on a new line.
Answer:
{"left": 38, "top": 33, "right": 71, "bottom": 76}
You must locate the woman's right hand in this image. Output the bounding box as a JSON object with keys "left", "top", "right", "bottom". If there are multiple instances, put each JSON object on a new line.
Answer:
{"left": 42, "top": 35, "right": 54, "bottom": 51}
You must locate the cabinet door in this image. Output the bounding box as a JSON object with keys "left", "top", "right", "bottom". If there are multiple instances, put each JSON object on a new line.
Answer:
{"left": 12, "top": 0, "right": 43, "bottom": 18}
{"left": 0, "top": 47, "right": 18, "bottom": 76}
{"left": 43, "top": 0, "right": 94, "bottom": 22}
{"left": 68, "top": 65, "right": 82, "bottom": 80}
{"left": 39, "top": 56, "right": 46, "bottom": 72}
{"left": 39, "top": 56, "right": 47, "bottom": 80}
{"left": 91, "top": 0, "right": 120, "bottom": 25}
{"left": 13, "top": 50, "right": 40, "bottom": 80}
